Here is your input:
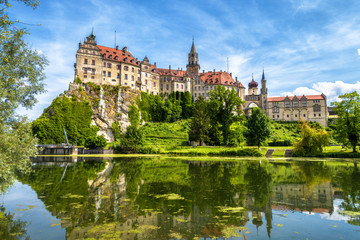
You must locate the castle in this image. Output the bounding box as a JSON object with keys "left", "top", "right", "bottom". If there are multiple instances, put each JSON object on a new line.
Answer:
{"left": 74, "top": 31, "right": 327, "bottom": 126}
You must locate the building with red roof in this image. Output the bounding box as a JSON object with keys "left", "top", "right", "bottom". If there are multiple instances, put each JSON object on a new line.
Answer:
{"left": 74, "top": 31, "right": 327, "bottom": 125}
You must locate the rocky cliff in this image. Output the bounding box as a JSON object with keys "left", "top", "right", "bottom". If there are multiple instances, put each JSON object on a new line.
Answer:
{"left": 67, "top": 82, "right": 139, "bottom": 142}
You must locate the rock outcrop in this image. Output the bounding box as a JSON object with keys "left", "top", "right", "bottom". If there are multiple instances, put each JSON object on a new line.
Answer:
{"left": 68, "top": 82, "right": 139, "bottom": 142}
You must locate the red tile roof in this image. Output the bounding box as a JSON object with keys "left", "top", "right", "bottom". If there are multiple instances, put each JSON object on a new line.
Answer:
{"left": 97, "top": 45, "right": 140, "bottom": 66}
{"left": 156, "top": 68, "right": 187, "bottom": 77}
{"left": 200, "top": 71, "right": 244, "bottom": 88}
{"left": 267, "top": 94, "right": 325, "bottom": 102}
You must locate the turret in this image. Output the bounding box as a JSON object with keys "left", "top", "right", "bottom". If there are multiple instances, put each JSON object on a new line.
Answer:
{"left": 186, "top": 38, "right": 200, "bottom": 78}
{"left": 248, "top": 74, "right": 258, "bottom": 95}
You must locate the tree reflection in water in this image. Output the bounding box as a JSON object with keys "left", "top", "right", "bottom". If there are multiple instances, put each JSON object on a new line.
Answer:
{"left": 14, "top": 157, "right": 360, "bottom": 239}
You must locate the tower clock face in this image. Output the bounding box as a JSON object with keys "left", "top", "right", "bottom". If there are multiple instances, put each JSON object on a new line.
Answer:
{"left": 191, "top": 67, "right": 194, "bottom": 72}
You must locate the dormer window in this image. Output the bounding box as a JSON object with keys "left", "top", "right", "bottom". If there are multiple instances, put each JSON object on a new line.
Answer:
{"left": 114, "top": 56, "right": 118, "bottom": 60}
{"left": 108, "top": 55, "right": 112, "bottom": 59}
{"left": 102, "top": 54, "right": 106, "bottom": 58}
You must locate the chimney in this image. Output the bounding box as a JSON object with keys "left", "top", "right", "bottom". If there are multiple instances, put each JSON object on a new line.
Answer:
{"left": 220, "top": 70, "right": 222, "bottom": 73}
{"left": 154, "top": 62, "right": 156, "bottom": 66}
{"left": 181, "top": 68, "right": 182, "bottom": 71}
{"left": 169, "top": 65, "right": 171, "bottom": 72}
{"left": 213, "top": 69, "right": 215, "bottom": 73}
{"left": 230, "top": 73, "right": 232, "bottom": 77}
{"left": 203, "top": 70, "right": 205, "bottom": 74}
{"left": 235, "top": 77, "right": 238, "bottom": 81}
{"left": 116, "top": 45, "right": 119, "bottom": 50}
{"left": 122, "top": 46, "right": 127, "bottom": 53}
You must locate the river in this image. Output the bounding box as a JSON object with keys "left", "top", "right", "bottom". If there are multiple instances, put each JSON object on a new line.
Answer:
{"left": 1, "top": 156, "right": 360, "bottom": 239}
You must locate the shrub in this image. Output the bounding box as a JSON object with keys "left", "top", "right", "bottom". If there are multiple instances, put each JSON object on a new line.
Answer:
{"left": 84, "top": 135, "right": 107, "bottom": 149}
{"left": 268, "top": 139, "right": 292, "bottom": 146}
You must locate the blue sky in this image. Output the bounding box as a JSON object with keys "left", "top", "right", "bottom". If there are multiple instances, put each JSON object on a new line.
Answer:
{"left": 9, "top": 0, "right": 360, "bottom": 119}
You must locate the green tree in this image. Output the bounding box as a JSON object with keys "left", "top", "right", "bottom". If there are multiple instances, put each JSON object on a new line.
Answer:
{"left": 84, "top": 135, "right": 107, "bottom": 149}
{"left": 332, "top": 91, "right": 360, "bottom": 152}
{"left": 0, "top": 1, "right": 48, "bottom": 184}
{"left": 208, "top": 86, "right": 244, "bottom": 145}
{"left": 293, "top": 121, "right": 329, "bottom": 155}
{"left": 188, "top": 95, "right": 210, "bottom": 145}
{"left": 244, "top": 107, "right": 271, "bottom": 150}
{"left": 32, "top": 96, "right": 97, "bottom": 145}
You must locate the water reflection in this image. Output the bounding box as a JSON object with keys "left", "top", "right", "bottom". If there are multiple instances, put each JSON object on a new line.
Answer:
{"left": 11, "top": 157, "right": 360, "bottom": 239}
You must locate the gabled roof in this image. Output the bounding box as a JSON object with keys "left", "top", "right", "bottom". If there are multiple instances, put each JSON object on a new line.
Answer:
{"left": 97, "top": 45, "right": 140, "bottom": 66}
{"left": 267, "top": 94, "right": 325, "bottom": 102}
{"left": 200, "top": 71, "right": 244, "bottom": 88}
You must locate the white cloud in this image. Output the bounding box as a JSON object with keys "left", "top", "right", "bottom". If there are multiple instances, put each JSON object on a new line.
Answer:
{"left": 280, "top": 81, "right": 360, "bottom": 103}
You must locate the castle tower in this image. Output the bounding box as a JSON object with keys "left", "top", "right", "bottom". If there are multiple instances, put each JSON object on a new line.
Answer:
{"left": 260, "top": 69, "right": 268, "bottom": 110}
{"left": 248, "top": 74, "right": 258, "bottom": 95}
{"left": 186, "top": 38, "right": 200, "bottom": 78}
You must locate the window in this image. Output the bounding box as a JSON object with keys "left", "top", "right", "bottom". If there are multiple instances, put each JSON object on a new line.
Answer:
{"left": 107, "top": 63, "right": 111, "bottom": 68}
{"left": 293, "top": 101, "right": 298, "bottom": 107}
{"left": 313, "top": 104, "right": 321, "bottom": 112}
{"left": 83, "top": 68, "right": 88, "bottom": 74}
{"left": 132, "top": 67, "right": 134, "bottom": 72}
{"left": 103, "top": 62, "right": 106, "bottom": 67}
{"left": 117, "top": 65, "right": 120, "bottom": 70}
{"left": 195, "top": 93, "right": 197, "bottom": 97}
{"left": 124, "top": 66, "right": 128, "bottom": 71}
{"left": 108, "top": 55, "right": 112, "bottom": 59}
{"left": 138, "top": 69, "right": 140, "bottom": 74}
{"left": 295, "top": 114, "right": 297, "bottom": 117}
{"left": 302, "top": 101, "right": 306, "bottom": 107}
{"left": 102, "top": 71, "right": 106, "bottom": 77}
{"left": 277, "top": 115, "right": 279, "bottom": 118}
{"left": 117, "top": 73, "right": 120, "bottom": 79}
{"left": 176, "top": 84, "right": 179, "bottom": 89}
{"left": 91, "top": 69, "right": 95, "bottom": 75}
{"left": 131, "top": 76, "right": 134, "bottom": 81}
{"left": 303, "top": 114, "right": 306, "bottom": 117}
{"left": 314, "top": 114, "right": 316, "bottom": 117}
{"left": 145, "top": 80, "right": 147, "bottom": 84}
{"left": 154, "top": 82, "right": 156, "bottom": 87}
{"left": 125, "top": 74, "right": 128, "bottom": 80}
{"left": 181, "top": 85, "right": 183, "bottom": 89}
{"left": 273, "top": 115, "right": 275, "bottom": 118}
{"left": 272, "top": 106, "right": 279, "bottom": 113}
{"left": 108, "top": 72, "right": 111, "bottom": 77}
{"left": 166, "top": 84, "right": 169, "bottom": 90}
{"left": 145, "top": 73, "right": 148, "bottom": 77}
{"left": 153, "top": 76, "right": 156, "bottom": 80}
{"left": 83, "top": 75, "right": 87, "bottom": 78}
{"left": 195, "top": 87, "right": 197, "bottom": 91}
{"left": 287, "top": 114, "right": 289, "bottom": 118}
{"left": 84, "top": 59, "right": 88, "bottom": 64}
{"left": 319, "top": 113, "right": 321, "bottom": 116}
{"left": 137, "top": 77, "right": 140, "bottom": 81}
{"left": 285, "top": 102, "right": 290, "bottom": 107}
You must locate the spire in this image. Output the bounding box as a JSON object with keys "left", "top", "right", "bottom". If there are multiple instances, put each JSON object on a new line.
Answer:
{"left": 262, "top": 69, "right": 266, "bottom": 81}
{"left": 252, "top": 73, "right": 254, "bottom": 81}
{"left": 91, "top": 27, "right": 94, "bottom": 36}
{"left": 190, "top": 36, "right": 196, "bottom": 53}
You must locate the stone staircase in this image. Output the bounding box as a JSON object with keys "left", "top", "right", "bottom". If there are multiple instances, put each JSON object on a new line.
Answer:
{"left": 265, "top": 149, "right": 275, "bottom": 158}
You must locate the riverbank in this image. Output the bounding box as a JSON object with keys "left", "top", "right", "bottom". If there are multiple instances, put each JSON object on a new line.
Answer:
{"left": 36, "top": 145, "right": 360, "bottom": 160}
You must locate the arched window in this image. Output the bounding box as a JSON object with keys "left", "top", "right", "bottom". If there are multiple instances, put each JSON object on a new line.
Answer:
{"left": 272, "top": 106, "right": 279, "bottom": 113}
{"left": 108, "top": 55, "right": 112, "bottom": 59}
